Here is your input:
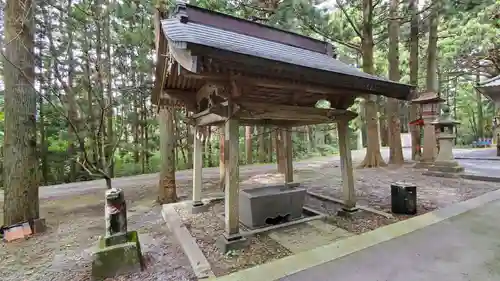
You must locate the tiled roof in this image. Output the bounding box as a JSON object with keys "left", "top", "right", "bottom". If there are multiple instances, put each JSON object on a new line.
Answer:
{"left": 478, "top": 75, "right": 500, "bottom": 88}
{"left": 162, "top": 18, "right": 399, "bottom": 85}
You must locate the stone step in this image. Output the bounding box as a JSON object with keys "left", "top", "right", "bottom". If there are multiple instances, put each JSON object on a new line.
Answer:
{"left": 268, "top": 219, "right": 353, "bottom": 254}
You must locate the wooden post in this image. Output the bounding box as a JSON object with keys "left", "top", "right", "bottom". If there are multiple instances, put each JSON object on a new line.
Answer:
{"left": 224, "top": 102, "right": 240, "bottom": 238}
{"left": 219, "top": 126, "right": 225, "bottom": 191}
{"left": 337, "top": 119, "right": 356, "bottom": 211}
{"left": 283, "top": 128, "right": 294, "bottom": 183}
{"left": 192, "top": 126, "right": 203, "bottom": 206}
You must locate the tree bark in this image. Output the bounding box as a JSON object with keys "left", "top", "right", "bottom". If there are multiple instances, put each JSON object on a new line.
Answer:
{"left": 266, "top": 126, "right": 273, "bottom": 162}
{"left": 277, "top": 128, "right": 286, "bottom": 173}
{"left": 245, "top": 126, "right": 253, "bottom": 164}
{"left": 258, "top": 126, "right": 266, "bottom": 163}
{"left": 158, "top": 106, "right": 177, "bottom": 204}
{"left": 409, "top": 0, "right": 421, "bottom": 160}
{"left": 3, "top": 0, "right": 40, "bottom": 225}
{"left": 104, "top": 0, "right": 115, "bottom": 178}
{"left": 186, "top": 112, "right": 194, "bottom": 169}
{"left": 426, "top": 0, "right": 439, "bottom": 93}
{"left": 476, "top": 73, "right": 484, "bottom": 139}
{"left": 359, "top": 0, "right": 387, "bottom": 168}
{"left": 387, "top": 0, "right": 404, "bottom": 165}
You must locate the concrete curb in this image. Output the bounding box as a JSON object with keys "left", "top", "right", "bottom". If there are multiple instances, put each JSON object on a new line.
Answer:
{"left": 460, "top": 174, "right": 500, "bottom": 183}
{"left": 210, "top": 188, "right": 500, "bottom": 281}
{"left": 161, "top": 203, "right": 215, "bottom": 279}
{"left": 455, "top": 157, "right": 500, "bottom": 161}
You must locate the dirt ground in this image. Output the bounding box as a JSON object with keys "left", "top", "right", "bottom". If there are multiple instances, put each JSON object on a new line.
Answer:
{"left": 1, "top": 154, "right": 499, "bottom": 280}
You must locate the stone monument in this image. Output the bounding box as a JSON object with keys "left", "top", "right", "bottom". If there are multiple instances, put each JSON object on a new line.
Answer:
{"left": 423, "top": 106, "right": 464, "bottom": 177}
{"left": 92, "top": 188, "right": 143, "bottom": 280}
{"left": 411, "top": 92, "right": 444, "bottom": 169}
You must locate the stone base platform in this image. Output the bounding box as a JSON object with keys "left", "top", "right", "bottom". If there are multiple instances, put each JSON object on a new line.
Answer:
{"left": 92, "top": 231, "right": 143, "bottom": 280}
{"left": 413, "top": 161, "right": 434, "bottom": 169}
{"left": 216, "top": 234, "right": 249, "bottom": 253}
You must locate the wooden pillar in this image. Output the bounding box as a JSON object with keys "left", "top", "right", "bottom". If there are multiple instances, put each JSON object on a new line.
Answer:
{"left": 283, "top": 128, "right": 293, "bottom": 183}
{"left": 158, "top": 106, "right": 177, "bottom": 204}
{"left": 192, "top": 126, "right": 203, "bottom": 206}
{"left": 224, "top": 104, "right": 240, "bottom": 237}
{"left": 219, "top": 126, "right": 225, "bottom": 191}
{"left": 337, "top": 120, "right": 356, "bottom": 211}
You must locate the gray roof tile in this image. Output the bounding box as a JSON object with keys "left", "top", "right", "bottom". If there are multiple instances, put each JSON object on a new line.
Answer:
{"left": 479, "top": 75, "right": 500, "bottom": 88}
{"left": 162, "top": 19, "right": 404, "bottom": 86}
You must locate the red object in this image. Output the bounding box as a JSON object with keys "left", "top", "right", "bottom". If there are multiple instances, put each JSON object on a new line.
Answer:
{"left": 409, "top": 118, "right": 424, "bottom": 126}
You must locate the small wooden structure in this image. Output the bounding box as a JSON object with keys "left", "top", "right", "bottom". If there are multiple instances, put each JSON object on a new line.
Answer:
{"left": 477, "top": 75, "right": 500, "bottom": 151}
{"left": 153, "top": 2, "right": 414, "bottom": 250}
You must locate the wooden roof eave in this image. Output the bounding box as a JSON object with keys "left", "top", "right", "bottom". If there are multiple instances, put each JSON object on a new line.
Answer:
{"left": 187, "top": 44, "right": 414, "bottom": 101}
{"left": 189, "top": 101, "right": 357, "bottom": 127}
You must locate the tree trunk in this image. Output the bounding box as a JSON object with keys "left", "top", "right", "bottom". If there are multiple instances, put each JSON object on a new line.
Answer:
{"left": 104, "top": 0, "right": 114, "bottom": 178}
{"left": 258, "top": 126, "right": 266, "bottom": 163}
{"left": 359, "top": 0, "right": 387, "bottom": 168}
{"left": 186, "top": 112, "right": 193, "bottom": 168}
{"left": 65, "top": 0, "right": 78, "bottom": 181}
{"left": 409, "top": 0, "right": 421, "bottom": 160}
{"left": 387, "top": 0, "right": 404, "bottom": 165}
{"left": 306, "top": 125, "right": 315, "bottom": 152}
{"left": 267, "top": 126, "right": 273, "bottom": 162}
{"left": 158, "top": 106, "right": 177, "bottom": 204}
{"left": 276, "top": 128, "right": 286, "bottom": 173}
{"left": 206, "top": 126, "right": 213, "bottom": 167}
{"left": 476, "top": 73, "right": 484, "bottom": 139}
{"left": 245, "top": 126, "right": 253, "bottom": 164}
{"left": 3, "top": 0, "right": 40, "bottom": 225}
{"left": 426, "top": 0, "right": 439, "bottom": 93}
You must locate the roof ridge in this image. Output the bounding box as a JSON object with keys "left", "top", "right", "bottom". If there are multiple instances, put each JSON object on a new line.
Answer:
{"left": 172, "top": 1, "right": 335, "bottom": 56}
{"left": 479, "top": 75, "right": 500, "bottom": 86}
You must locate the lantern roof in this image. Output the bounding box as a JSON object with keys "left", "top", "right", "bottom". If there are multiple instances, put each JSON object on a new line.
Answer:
{"left": 411, "top": 91, "right": 445, "bottom": 104}
{"left": 431, "top": 105, "right": 460, "bottom": 126}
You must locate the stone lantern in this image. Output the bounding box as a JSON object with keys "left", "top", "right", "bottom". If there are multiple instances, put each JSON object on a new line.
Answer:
{"left": 411, "top": 92, "right": 444, "bottom": 168}
{"left": 424, "top": 106, "right": 464, "bottom": 176}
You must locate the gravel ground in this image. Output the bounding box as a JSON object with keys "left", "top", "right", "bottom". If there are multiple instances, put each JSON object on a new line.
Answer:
{"left": 175, "top": 202, "right": 291, "bottom": 277}
{"left": 0, "top": 184, "right": 196, "bottom": 281}
{"left": 2, "top": 153, "right": 499, "bottom": 280}
{"left": 303, "top": 162, "right": 500, "bottom": 216}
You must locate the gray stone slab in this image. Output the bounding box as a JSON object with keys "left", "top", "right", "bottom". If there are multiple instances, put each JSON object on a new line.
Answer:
{"left": 269, "top": 220, "right": 352, "bottom": 253}
{"left": 281, "top": 199, "right": 500, "bottom": 281}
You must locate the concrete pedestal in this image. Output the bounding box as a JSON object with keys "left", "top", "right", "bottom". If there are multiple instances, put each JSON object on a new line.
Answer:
{"left": 216, "top": 234, "right": 249, "bottom": 253}
{"left": 424, "top": 133, "right": 464, "bottom": 178}
{"left": 92, "top": 231, "right": 143, "bottom": 280}
{"left": 191, "top": 202, "right": 210, "bottom": 214}
{"left": 414, "top": 116, "right": 437, "bottom": 169}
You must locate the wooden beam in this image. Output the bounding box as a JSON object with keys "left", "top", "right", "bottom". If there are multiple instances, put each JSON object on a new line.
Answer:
{"left": 152, "top": 8, "right": 169, "bottom": 105}
{"left": 161, "top": 89, "right": 197, "bottom": 111}
{"left": 212, "top": 101, "right": 357, "bottom": 121}
{"left": 337, "top": 119, "right": 356, "bottom": 211}
{"left": 224, "top": 100, "right": 240, "bottom": 237}
{"left": 179, "top": 69, "right": 340, "bottom": 95}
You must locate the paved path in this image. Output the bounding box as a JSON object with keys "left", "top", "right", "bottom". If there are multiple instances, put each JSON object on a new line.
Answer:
{"left": 214, "top": 189, "right": 500, "bottom": 281}
{"left": 280, "top": 198, "right": 500, "bottom": 281}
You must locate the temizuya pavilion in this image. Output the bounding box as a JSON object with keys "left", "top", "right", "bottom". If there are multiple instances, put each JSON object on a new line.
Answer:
{"left": 477, "top": 75, "right": 500, "bottom": 152}
{"left": 153, "top": 2, "right": 414, "bottom": 250}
